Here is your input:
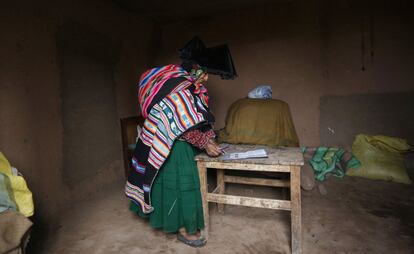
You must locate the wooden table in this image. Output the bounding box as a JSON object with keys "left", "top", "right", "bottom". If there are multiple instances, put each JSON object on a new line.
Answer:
{"left": 195, "top": 144, "right": 304, "bottom": 254}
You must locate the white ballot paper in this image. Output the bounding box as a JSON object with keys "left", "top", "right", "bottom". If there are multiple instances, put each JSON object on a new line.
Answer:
{"left": 221, "top": 149, "right": 268, "bottom": 160}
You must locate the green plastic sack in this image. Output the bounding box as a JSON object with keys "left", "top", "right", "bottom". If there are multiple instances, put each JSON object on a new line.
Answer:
{"left": 347, "top": 134, "right": 412, "bottom": 184}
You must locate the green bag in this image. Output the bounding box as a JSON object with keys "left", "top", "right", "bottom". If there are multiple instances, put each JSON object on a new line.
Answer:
{"left": 347, "top": 134, "right": 412, "bottom": 184}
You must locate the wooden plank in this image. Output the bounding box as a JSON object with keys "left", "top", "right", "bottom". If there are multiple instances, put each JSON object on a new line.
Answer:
{"left": 197, "top": 161, "right": 209, "bottom": 240}
{"left": 224, "top": 175, "right": 290, "bottom": 188}
{"left": 204, "top": 161, "right": 292, "bottom": 172}
{"left": 207, "top": 193, "right": 291, "bottom": 211}
{"left": 195, "top": 144, "right": 304, "bottom": 166}
{"left": 217, "top": 169, "right": 225, "bottom": 213}
{"left": 211, "top": 186, "right": 221, "bottom": 194}
{"left": 290, "top": 166, "right": 302, "bottom": 254}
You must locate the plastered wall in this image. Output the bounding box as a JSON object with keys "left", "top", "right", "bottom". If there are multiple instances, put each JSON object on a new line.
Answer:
{"left": 0, "top": 0, "right": 413, "bottom": 250}
{"left": 154, "top": 0, "right": 414, "bottom": 147}
{"left": 0, "top": 0, "right": 154, "bottom": 241}
{"left": 319, "top": 1, "right": 414, "bottom": 147}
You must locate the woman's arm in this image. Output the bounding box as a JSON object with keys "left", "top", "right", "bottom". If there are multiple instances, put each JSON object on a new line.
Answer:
{"left": 181, "top": 129, "right": 215, "bottom": 149}
{"left": 181, "top": 129, "right": 222, "bottom": 157}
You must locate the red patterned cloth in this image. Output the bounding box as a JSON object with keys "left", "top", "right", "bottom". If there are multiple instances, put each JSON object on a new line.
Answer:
{"left": 182, "top": 129, "right": 216, "bottom": 149}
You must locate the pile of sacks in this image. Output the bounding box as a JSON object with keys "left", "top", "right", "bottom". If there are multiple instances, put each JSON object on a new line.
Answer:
{"left": 0, "top": 152, "right": 34, "bottom": 254}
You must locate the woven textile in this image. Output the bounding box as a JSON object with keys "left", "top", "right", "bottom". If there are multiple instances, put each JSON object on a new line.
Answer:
{"left": 126, "top": 65, "right": 213, "bottom": 214}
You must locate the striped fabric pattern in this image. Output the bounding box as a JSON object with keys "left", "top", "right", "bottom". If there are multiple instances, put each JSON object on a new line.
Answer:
{"left": 146, "top": 90, "right": 205, "bottom": 169}
{"left": 125, "top": 181, "right": 153, "bottom": 212}
{"left": 126, "top": 91, "right": 205, "bottom": 213}
{"left": 138, "top": 65, "right": 194, "bottom": 117}
{"left": 126, "top": 64, "right": 212, "bottom": 214}
{"left": 131, "top": 157, "right": 145, "bottom": 174}
{"left": 193, "top": 83, "right": 209, "bottom": 106}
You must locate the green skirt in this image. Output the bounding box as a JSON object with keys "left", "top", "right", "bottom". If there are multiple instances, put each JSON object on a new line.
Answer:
{"left": 129, "top": 140, "right": 204, "bottom": 234}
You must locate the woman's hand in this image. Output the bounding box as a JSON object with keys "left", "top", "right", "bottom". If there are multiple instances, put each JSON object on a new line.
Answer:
{"left": 205, "top": 138, "right": 222, "bottom": 157}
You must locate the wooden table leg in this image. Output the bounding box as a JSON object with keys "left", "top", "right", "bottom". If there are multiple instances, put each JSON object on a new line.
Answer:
{"left": 198, "top": 161, "right": 209, "bottom": 240}
{"left": 281, "top": 174, "right": 289, "bottom": 200}
{"left": 217, "top": 169, "right": 225, "bottom": 213}
{"left": 290, "top": 166, "right": 302, "bottom": 254}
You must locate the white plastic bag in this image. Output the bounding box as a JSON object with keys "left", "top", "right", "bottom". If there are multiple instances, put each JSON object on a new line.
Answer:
{"left": 247, "top": 85, "right": 272, "bottom": 99}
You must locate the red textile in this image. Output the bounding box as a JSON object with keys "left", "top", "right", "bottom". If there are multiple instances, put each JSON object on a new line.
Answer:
{"left": 182, "top": 129, "right": 215, "bottom": 149}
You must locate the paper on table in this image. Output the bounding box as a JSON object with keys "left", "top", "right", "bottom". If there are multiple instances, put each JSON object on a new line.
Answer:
{"left": 221, "top": 149, "right": 268, "bottom": 160}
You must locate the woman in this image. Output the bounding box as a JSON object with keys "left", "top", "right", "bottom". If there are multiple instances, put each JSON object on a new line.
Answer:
{"left": 125, "top": 62, "right": 222, "bottom": 247}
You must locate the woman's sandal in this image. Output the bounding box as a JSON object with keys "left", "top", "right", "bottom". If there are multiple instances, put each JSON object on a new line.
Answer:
{"left": 177, "top": 232, "right": 207, "bottom": 248}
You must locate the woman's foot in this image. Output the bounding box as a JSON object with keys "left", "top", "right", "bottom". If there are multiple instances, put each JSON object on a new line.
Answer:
{"left": 177, "top": 228, "right": 206, "bottom": 247}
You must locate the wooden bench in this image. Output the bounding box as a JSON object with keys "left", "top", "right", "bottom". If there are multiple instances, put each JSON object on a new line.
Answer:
{"left": 195, "top": 144, "right": 304, "bottom": 254}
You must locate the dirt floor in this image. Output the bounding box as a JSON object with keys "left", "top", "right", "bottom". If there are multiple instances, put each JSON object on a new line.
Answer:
{"left": 45, "top": 172, "right": 414, "bottom": 254}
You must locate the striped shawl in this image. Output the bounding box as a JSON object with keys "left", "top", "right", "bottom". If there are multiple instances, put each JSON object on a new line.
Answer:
{"left": 125, "top": 64, "right": 213, "bottom": 213}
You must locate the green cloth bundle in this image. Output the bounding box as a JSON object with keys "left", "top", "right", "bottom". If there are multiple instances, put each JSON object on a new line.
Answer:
{"left": 302, "top": 147, "right": 361, "bottom": 182}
